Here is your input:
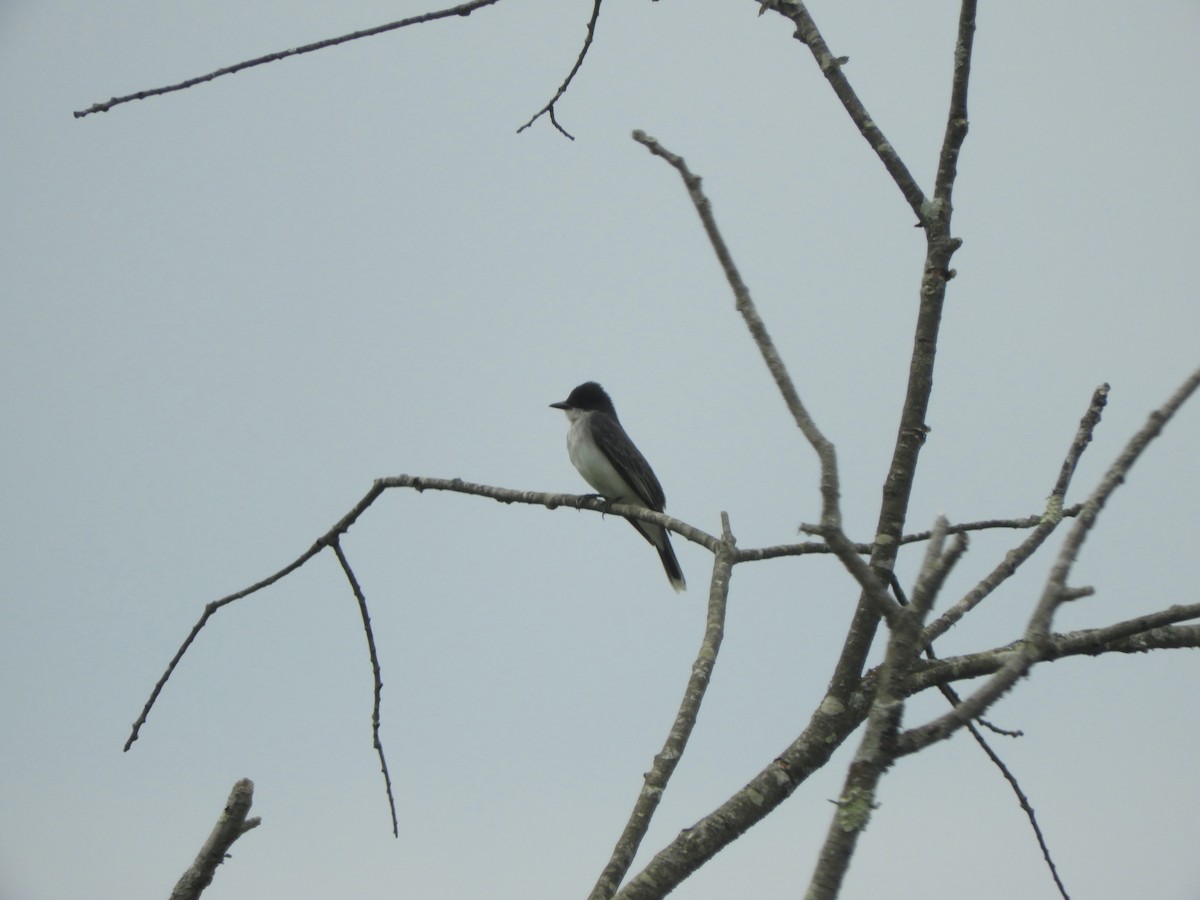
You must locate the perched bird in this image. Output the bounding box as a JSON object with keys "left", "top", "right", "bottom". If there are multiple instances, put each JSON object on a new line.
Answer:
{"left": 550, "top": 382, "right": 686, "bottom": 592}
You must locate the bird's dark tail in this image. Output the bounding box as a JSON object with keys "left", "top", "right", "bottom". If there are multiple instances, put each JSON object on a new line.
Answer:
{"left": 627, "top": 519, "right": 686, "bottom": 592}
{"left": 656, "top": 533, "right": 686, "bottom": 593}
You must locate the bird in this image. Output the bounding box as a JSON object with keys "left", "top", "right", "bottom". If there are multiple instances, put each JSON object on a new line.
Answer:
{"left": 550, "top": 381, "right": 686, "bottom": 592}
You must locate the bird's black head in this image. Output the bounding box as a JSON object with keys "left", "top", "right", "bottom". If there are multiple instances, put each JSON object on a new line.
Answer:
{"left": 550, "top": 381, "right": 618, "bottom": 417}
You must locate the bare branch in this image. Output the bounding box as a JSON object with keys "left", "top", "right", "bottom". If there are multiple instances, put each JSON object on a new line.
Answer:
{"left": 1049, "top": 384, "right": 1110, "bottom": 500}
{"left": 1047, "top": 603, "right": 1200, "bottom": 658}
{"left": 932, "top": 0, "right": 978, "bottom": 205}
{"left": 125, "top": 475, "right": 720, "bottom": 754}
{"left": 910, "top": 520, "right": 968, "bottom": 617}
{"left": 899, "top": 368, "right": 1200, "bottom": 755}
{"left": 370, "top": 476, "right": 722, "bottom": 550}
{"left": 330, "top": 538, "right": 398, "bottom": 838}
{"left": 124, "top": 480, "right": 389, "bottom": 751}
{"left": 733, "top": 507, "right": 1084, "bottom": 563}
{"left": 629, "top": 128, "right": 916, "bottom": 641}
{"left": 808, "top": 370, "right": 1157, "bottom": 898}
{"left": 926, "top": 657, "right": 1069, "bottom": 898}
{"left": 169, "top": 779, "right": 261, "bottom": 900}
{"left": 821, "top": 0, "right": 974, "bottom": 703}
{"left": 923, "top": 520, "right": 1055, "bottom": 648}
{"left": 806, "top": 538, "right": 946, "bottom": 898}
{"left": 909, "top": 603, "right": 1200, "bottom": 695}
{"left": 1095, "top": 623, "right": 1200, "bottom": 654}
{"left": 123, "top": 473, "right": 725, "bottom": 841}
{"left": 924, "top": 384, "right": 1109, "bottom": 647}
{"left": 1029, "top": 373, "right": 1200, "bottom": 644}
{"left": 732, "top": 540, "right": 841, "bottom": 562}
{"left": 616, "top": 596, "right": 1199, "bottom": 898}
{"left": 898, "top": 507, "right": 1084, "bottom": 542}
{"left": 630, "top": 130, "right": 842, "bottom": 534}
{"left": 961, "top": 719, "right": 1070, "bottom": 899}
{"left": 122, "top": 533, "right": 344, "bottom": 752}
{"left": 766, "top": 0, "right": 928, "bottom": 222}
{"left": 516, "top": 0, "right": 603, "bottom": 139}
{"left": 800, "top": 522, "right": 903, "bottom": 624}
{"left": 589, "top": 514, "right": 737, "bottom": 900}
{"left": 74, "top": 0, "right": 504, "bottom": 118}
{"left": 615, "top": 691, "right": 872, "bottom": 899}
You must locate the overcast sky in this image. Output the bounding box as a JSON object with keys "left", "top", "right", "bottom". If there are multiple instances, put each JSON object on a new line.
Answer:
{"left": 3, "top": 2, "right": 1199, "bottom": 898}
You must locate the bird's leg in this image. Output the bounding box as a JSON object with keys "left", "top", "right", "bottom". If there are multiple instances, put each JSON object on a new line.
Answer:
{"left": 574, "top": 493, "right": 619, "bottom": 519}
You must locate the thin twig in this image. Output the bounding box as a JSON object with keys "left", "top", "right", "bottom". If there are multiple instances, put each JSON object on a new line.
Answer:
{"left": 732, "top": 507, "right": 1084, "bottom": 563}
{"left": 930, "top": 658, "right": 1068, "bottom": 899}
{"left": 516, "top": 0, "right": 603, "bottom": 139}
{"left": 962, "top": 719, "right": 1069, "bottom": 899}
{"left": 122, "top": 530, "right": 347, "bottom": 751}
{"left": 74, "top": 0, "right": 504, "bottom": 118}
{"left": 898, "top": 507, "right": 1084, "bottom": 544}
{"left": 588, "top": 514, "right": 737, "bottom": 900}
{"left": 330, "top": 538, "right": 398, "bottom": 838}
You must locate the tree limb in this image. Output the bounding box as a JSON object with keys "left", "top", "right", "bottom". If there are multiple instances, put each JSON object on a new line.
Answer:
{"left": 766, "top": 0, "right": 928, "bottom": 222}
{"left": 631, "top": 130, "right": 844, "bottom": 533}
{"left": 169, "top": 779, "right": 261, "bottom": 900}
{"left": 589, "top": 514, "right": 738, "bottom": 899}
{"left": 822, "top": 0, "right": 972, "bottom": 717}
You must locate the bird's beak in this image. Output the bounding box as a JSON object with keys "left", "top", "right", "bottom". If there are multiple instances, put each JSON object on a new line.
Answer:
{"left": 549, "top": 401, "right": 570, "bottom": 410}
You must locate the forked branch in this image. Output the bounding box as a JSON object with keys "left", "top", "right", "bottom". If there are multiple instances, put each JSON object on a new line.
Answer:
{"left": 516, "top": 0, "right": 604, "bottom": 139}
{"left": 124, "top": 476, "right": 720, "bottom": 840}
{"left": 898, "top": 366, "right": 1200, "bottom": 757}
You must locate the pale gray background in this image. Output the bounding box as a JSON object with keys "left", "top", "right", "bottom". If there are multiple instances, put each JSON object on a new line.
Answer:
{"left": 3, "top": 2, "right": 1198, "bottom": 898}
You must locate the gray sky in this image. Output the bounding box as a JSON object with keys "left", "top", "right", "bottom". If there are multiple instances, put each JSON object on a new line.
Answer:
{"left": 3, "top": 2, "right": 1199, "bottom": 898}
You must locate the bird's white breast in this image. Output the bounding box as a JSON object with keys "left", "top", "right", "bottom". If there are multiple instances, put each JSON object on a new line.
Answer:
{"left": 567, "top": 414, "right": 634, "bottom": 502}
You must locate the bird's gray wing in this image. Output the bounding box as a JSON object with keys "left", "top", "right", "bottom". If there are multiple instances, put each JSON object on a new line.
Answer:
{"left": 589, "top": 412, "right": 667, "bottom": 511}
